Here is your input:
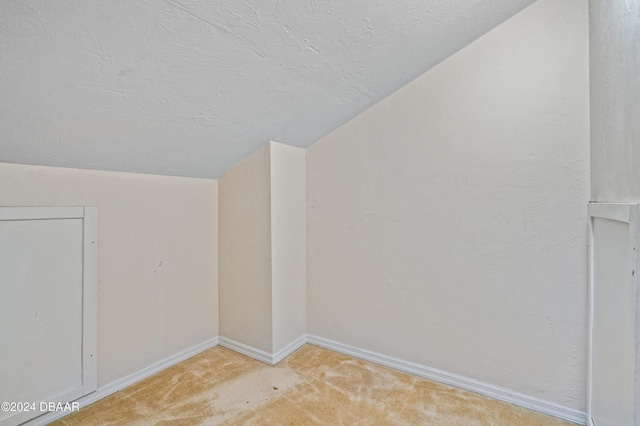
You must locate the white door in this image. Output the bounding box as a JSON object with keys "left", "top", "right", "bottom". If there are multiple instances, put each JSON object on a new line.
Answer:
{"left": 0, "top": 207, "right": 97, "bottom": 426}
{"left": 588, "top": 203, "right": 640, "bottom": 426}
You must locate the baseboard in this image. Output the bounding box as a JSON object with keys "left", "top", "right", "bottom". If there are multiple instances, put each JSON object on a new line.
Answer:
{"left": 272, "top": 335, "right": 307, "bottom": 364}
{"left": 218, "top": 336, "right": 273, "bottom": 364}
{"left": 306, "top": 335, "right": 587, "bottom": 425}
{"left": 25, "top": 337, "right": 219, "bottom": 426}
{"left": 24, "top": 334, "right": 587, "bottom": 425}
{"left": 218, "top": 334, "right": 306, "bottom": 365}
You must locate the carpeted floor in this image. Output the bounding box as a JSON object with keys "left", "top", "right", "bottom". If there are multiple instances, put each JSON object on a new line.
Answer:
{"left": 53, "top": 344, "right": 573, "bottom": 425}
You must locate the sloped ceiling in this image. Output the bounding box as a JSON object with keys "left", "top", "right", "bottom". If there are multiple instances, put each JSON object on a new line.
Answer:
{"left": 0, "top": 0, "right": 535, "bottom": 178}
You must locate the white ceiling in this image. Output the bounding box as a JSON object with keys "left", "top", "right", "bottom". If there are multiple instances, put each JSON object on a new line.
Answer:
{"left": 0, "top": 0, "right": 535, "bottom": 178}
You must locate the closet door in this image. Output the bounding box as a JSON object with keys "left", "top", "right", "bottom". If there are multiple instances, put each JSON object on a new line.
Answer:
{"left": 0, "top": 207, "right": 97, "bottom": 426}
{"left": 588, "top": 203, "right": 640, "bottom": 426}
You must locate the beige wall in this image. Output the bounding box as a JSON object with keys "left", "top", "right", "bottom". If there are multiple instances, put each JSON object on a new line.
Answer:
{"left": 271, "top": 142, "right": 307, "bottom": 353}
{"left": 218, "top": 141, "right": 307, "bottom": 355}
{"left": 0, "top": 162, "right": 218, "bottom": 387}
{"left": 590, "top": 1, "right": 640, "bottom": 202}
{"left": 307, "top": 0, "right": 589, "bottom": 410}
{"left": 218, "top": 144, "right": 273, "bottom": 352}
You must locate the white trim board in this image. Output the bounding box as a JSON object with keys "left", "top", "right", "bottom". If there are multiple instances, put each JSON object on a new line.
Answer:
{"left": 0, "top": 207, "right": 84, "bottom": 221}
{"left": 217, "top": 337, "right": 272, "bottom": 364}
{"left": 588, "top": 202, "right": 631, "bottom": 223}
{"left": 306, "top": 335, "right": 587, "bottom": 425}
{"left": 273, "top": 335, "right": 308, "bottom": 364}
{"left": 82, "top": 207, "right": 98, "bottom": 393}
{"left": 24, "top": 337, "right": 219, "bottom": 426}
{"left": 218, "top": 335, "right": 307, "bottom": 365}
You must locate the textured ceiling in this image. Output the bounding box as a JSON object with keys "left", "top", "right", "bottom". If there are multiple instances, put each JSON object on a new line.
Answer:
{"left": 0, "top": 0, "right": 535, "bottom": 178}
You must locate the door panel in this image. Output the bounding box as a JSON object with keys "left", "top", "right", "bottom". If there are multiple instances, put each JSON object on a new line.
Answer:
{"left": 591, "top": 218, "right": 635, "bottom": 425}
{"left": 588, "top": 203, "right": 640, "bottom": 426}
{"left": 0, "top": 208, "right": 97, "bottom": 426}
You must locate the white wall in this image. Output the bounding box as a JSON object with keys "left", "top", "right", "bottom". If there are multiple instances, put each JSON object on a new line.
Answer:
{"left": 307, "top": 0, "right": 589, "bottom": 411}
{"left": 218, "top": 144, "right": 273, "bottom": 352}
{"left": 590, "top": 1, "right": 640, "bottom": 202}
{"left": 0, "top": 162, "right": 218, "bottom": 387}
{"left": 271, "top": 142, "right": 307, "bottom": 353}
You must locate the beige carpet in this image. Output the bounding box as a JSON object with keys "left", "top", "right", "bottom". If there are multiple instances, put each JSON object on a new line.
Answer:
{"left": 53, "top": 345, "right": 574, "bottom": 425}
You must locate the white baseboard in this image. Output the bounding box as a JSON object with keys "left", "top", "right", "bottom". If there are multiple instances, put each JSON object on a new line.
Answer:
{"left": 306, "top": 335, "right": 586, "bottom": 425}
{"left": 218, "top": 334, "right": 306, "bottom": 365}
{"left": 24, "top": 334, "right": 587, "bottom": 425}
{"left": 25, "top": 337, "right": 219, "bottom": 426}
{"left": 272, "top": 335, "right": 307, "bottom": 364}
{"left": 218, "top": 336, "right": 273, "bottom": 364}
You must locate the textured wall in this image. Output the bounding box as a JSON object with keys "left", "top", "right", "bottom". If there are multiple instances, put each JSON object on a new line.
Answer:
{"left": 590, "top": 1, "right": 640, "bottom": 202}
{"left": 307, "top": 0, "right": 588, "bottom": 410}
{"left": 0, "top": 0, "right": 536, "bottom": 178}
{"left": 0, "top": 162, "right": 218, "bottom": 387}
{"left": 271, "top": 142, "right": 307, "bottom": 353}
{"left": 218, "top": 144, "right": 273, "bottom": 352}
